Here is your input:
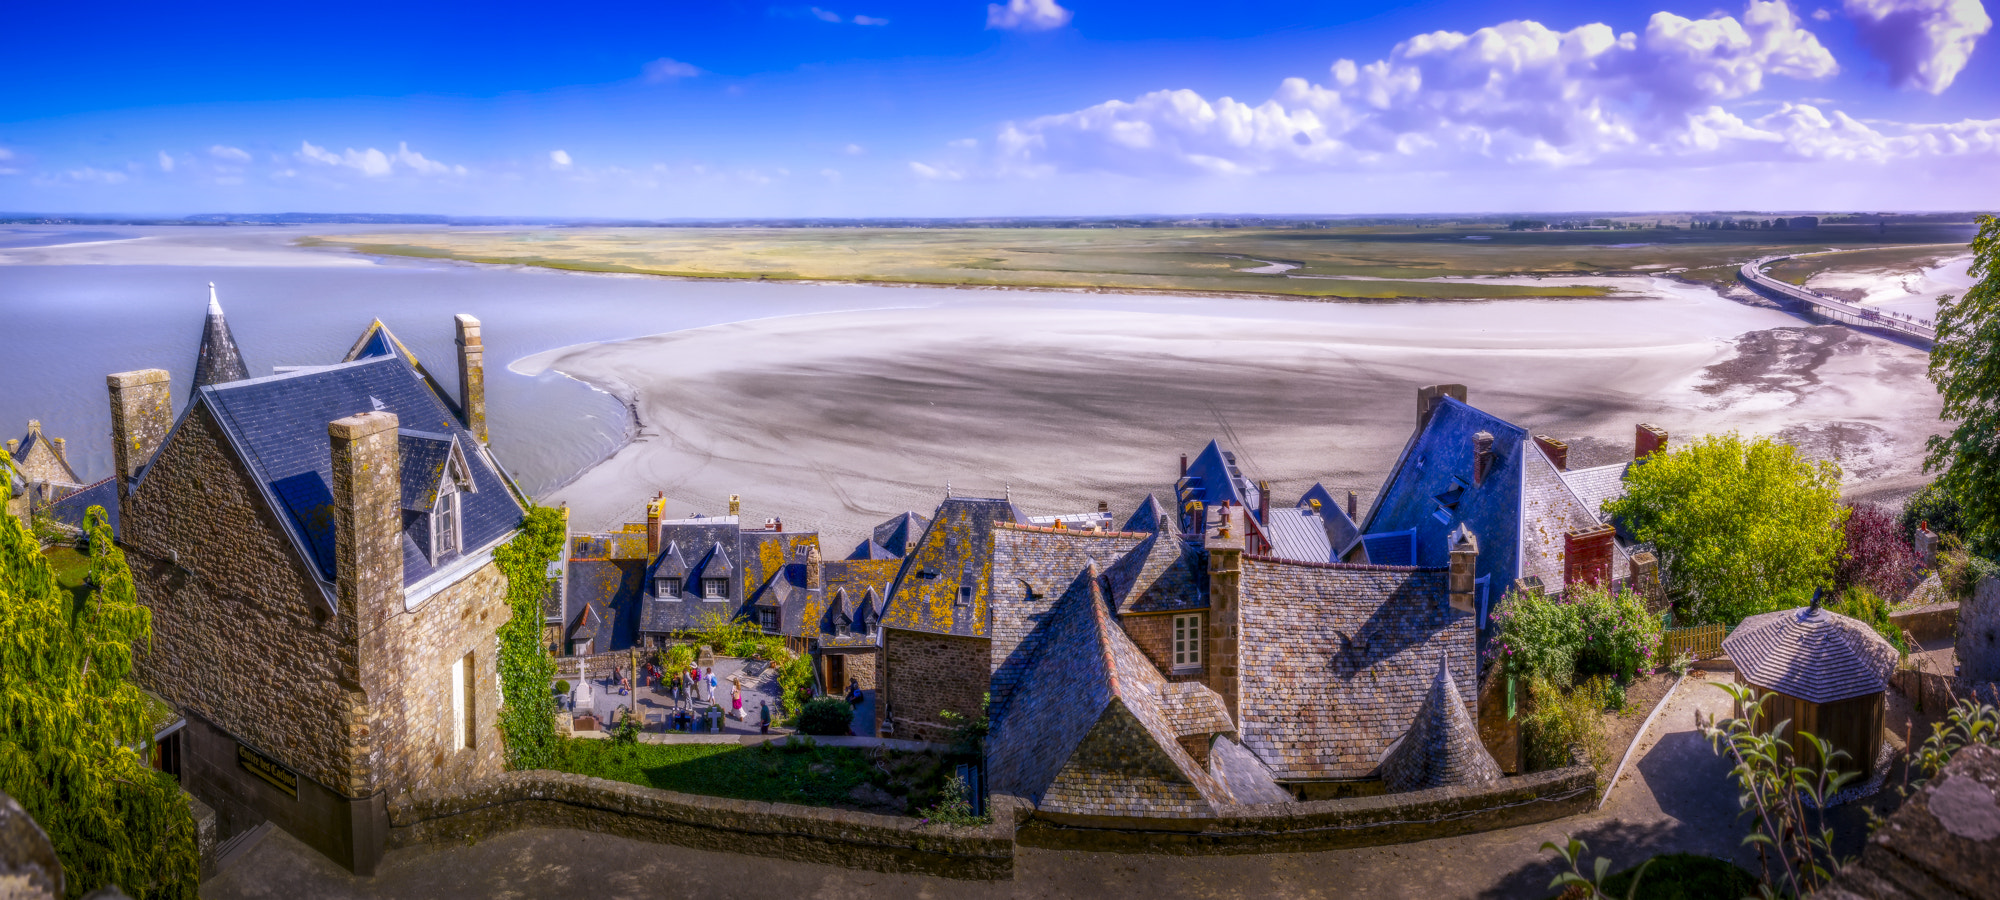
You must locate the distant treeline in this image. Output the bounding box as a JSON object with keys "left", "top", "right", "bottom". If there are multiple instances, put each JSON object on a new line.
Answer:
{"left": 0, "top": 211, "right": 1988, "bottom": 229}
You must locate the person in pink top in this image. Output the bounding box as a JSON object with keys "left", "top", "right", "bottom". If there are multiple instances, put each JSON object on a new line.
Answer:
{"left": 731, "top": 684, "right": 744, "bottom": 720}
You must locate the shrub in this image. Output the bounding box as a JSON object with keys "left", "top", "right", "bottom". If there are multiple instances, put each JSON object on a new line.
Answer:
{"left": 1835, "top": 503, "right": 1920, "bottom": 600}
{"left": 918, "top": 773, "right": 991, "bottom": 828}
{"left": 1490, "top": 584, "right": 1662, "bottom": 686}
{"left": 798, "top": 696, "right": 854, "bottom": 736}
{"left": 1522, "top": 677, "right": 1610, "bottom": 772}
{"left": 1899, "top": 481, "right": 1966, "bottom": 546}
{"left": 1937, "top": 539, "right": 2000, "bottom": 602}
{"left": 1701, "top": 681, "right": 1860, "bottom": 896}
{"left": 610, "top": 712, "right": 642, "bottom": 745}
{"left": 1573, "top": 585, "right": 1664, "bottom": 679}
{"left": 674, "top": 610, "right": 763, "bottom": 654}
{"left": 1826, "top": 586, "right": 1907, "bottom": 654}
{"left": 1491, "top": 591, "right": 1585, "bottom": 686}
{"left": 777, "top": 653, "right": 815, "bottom": 719}
{"left": 661, "top": 642, "right": 697, "bottom": 674}
{"left": 553, "top": 679, "right": 570, "bottom": 695}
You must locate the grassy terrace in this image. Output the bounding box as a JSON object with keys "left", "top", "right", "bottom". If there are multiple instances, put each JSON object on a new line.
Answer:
{"left": 551, "top": 737, "right": 955, "bottom": 813}
{"left": 308, "top": 222, "right": 1978, "bottom": 301}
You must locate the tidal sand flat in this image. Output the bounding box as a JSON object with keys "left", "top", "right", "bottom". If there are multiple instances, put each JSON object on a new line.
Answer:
{"left": 527, "top": 284, "right": 1944, "bottom": 544}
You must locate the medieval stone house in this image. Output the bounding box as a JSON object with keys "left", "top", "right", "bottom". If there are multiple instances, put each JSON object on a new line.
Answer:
{"left": 112, "top": 304, "right": 521, "bottom": 874}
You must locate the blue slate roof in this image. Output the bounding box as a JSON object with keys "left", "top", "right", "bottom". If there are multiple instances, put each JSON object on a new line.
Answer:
{"left": 1120, "top": 494, "right": 1173, "bottom": 535}
{"left": 633, "top": 521, "right": 818, "bottom": 635}
{"left": 177, "top": 354, "right": 522, "bottom": 595}
{"left": 398, "top": 431, "right": 457, "bottom": 511}
{"left": 1358, "top": 397, "right": 1523, "bottom": 598}
{"left": 341, "top": 319, "right": 464, "bottom": 420}
{"left": 42, "top": 477, "right": 118, "bottom": 539}
{"left": 1176, "top": 440, "right": 1259, "bottom": 529}
{"left": 563, "top": 558, "right": 644, "bottom": 653}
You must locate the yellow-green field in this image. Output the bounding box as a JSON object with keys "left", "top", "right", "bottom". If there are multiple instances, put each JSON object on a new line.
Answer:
{"left": 308, "top": 223, "right": 1976, "bottom": 301}
{"left": 1762, "top": 243, "right": 1969, "bottom": 286}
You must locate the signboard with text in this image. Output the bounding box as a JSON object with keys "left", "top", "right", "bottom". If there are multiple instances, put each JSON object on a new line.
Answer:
{"left": 237, "top": 743, "right": 299, "bottom": 799}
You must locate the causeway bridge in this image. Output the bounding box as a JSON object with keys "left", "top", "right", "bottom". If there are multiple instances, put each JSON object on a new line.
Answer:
{"left": 1737, "top": 254, "right": 1936, "bottom": 346}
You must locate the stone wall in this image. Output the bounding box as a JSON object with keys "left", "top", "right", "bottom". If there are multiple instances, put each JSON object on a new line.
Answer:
{"left": 1119, "top": 612, "right": 1207, "bottom": 685}
{"left": 1820, "top": 745, "right": 1999, "bottom": 899}
{"left": 881, "top": 629, "right": 988, "bottom": 743}
{"left": 373, "top": 560, "right": 510, "bottom": 799}
{"left": 386, "top": 770, "right": 1020, "bottom": 881}
{"left": 1889, "top": 601, "right": 1958, "bottom": 645}
{"left": 1016, "top": 761, "right": 1596, "bottom": 854}
{"left": 1957, "top": 577, "right": 2000, "bottom": 682}
{"left": 1476, "top": 664, "right": 1521, "bottom": 775}
{"left": 125, "top": 404, "right": 363, "bottom": 795}
{"left": 838, "top": 649, "right": 878, "bottom": 691}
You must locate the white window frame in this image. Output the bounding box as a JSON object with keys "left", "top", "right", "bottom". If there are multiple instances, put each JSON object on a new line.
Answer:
{"left": 1172, "top": 613, "right": 1203, "bottom": 672}
{"left": 433, "top": 483, "right": 460, "bottom": 559}
{"left": 657, "top": 576, "right": 682, "bottom": 599}
{"left": 702, "top": 577, "right": 729, "bottom": 601}
{"left": 450, "top": 652, "right": 474, "bottom": 751}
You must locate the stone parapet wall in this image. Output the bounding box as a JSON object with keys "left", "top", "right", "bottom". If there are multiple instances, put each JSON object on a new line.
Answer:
{"left": 881, "top": 629, "right": 988, "bottom": 743}
{"left": 1017, "top": 763, "right": 1595, "bottom": 854}
{"left": 385, "top": 770, "right": 1020, "bottom": 881}
{"left": 1889, "top": 602, "right": 1958, "bottom": 645}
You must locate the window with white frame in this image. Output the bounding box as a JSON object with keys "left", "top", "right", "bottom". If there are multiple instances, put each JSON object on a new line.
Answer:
{"left": 451, "top": 652, "right": 475, "bottom": 751}
{"left": 656, "top": 577, "right": 682, "bottom": 599}
{"left": 433, "top": 484, "right": 460, "bottom": 558}
{"left": 702, "top": 577, "right": 729, "bottom": 600}
{"left": 1172, "top": 613, "right": 1203, "bottom": 671}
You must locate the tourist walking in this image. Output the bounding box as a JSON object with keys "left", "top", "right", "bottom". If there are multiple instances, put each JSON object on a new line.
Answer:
{"left": 731, "top": 685, "right": 744, "bottom": 720}
{"left": 758, "top": 701, "right": 771, "bottom": 735}
{"left": 689, "top": 663, "right": 703, "bottom": 699}
{"left": 706, "top": 666, "right": 717, "bottom": 703}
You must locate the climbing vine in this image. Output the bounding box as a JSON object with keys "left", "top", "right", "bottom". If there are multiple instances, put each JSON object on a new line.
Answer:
{"left": 493, "top": 505, "right": 565, "bottom": 770}
{"left": 0, "top": 454, "right": 199, "bottom": 899}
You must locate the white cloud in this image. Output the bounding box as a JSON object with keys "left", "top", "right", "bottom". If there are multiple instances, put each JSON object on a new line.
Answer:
{"left": 65, "top": 167, "right": 128, "bottom": 184}
{"left": 982, "top": 1, "right": 2000, "bottom": 178}
{"left": 1843, "top": 0, "right": 1992, "bottom": 92}
{"left": 845, "top": 143, "right": 866, "bottom": 155}
{"left": 550, "top": 149, "right": 573, "bottom": 169}
{"left": 987, "top": 0, "right": 1072, "bottom": 31}
{"left": 0, "top": 147, "right": 15, "bottom": 176}
{"left": 209, "top": 144, "right": 251, "bottom": 162}
{"left": 297, "top": 140, "right": 461, "bottom": 177}
{"left": 642, "top": 57, "right": 702, "bottom": 82}
{"left": 812, "top": 7, "right": 843, "bottom": 22}
{"left": 1812, "top": 6, "right": 1834, "bottom": 19}
{"left": 852, "top": 14, "right": 888, "bottom": 25}
{"left": 158, "top": 151, "right": 175, "bottom": 172}
{"left": 948, "top": 138, "right": 980, "bottom": 149}
{"left": 910, "top": 161, "right": 964, "bottom": 180}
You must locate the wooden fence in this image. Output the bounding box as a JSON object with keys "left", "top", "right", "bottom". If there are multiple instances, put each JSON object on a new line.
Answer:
{"left": 1661, "top": 624, "right": 1728, "bottom": 661}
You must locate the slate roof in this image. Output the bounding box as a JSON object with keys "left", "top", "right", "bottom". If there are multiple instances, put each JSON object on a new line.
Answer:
{"left": 632, "top": 521, "right": 819, "bottom": 636}
{"left": 1121, "top": 494, "right": 1173, "bottom": 535}
{"left": 987, "top": 566, "right": 1262, "bottom": 816}
{"left": 850, "top": 511, "right": 929, "bottom": 559}
{"left": 341, "top": 319, "right": 464, "bottom": 421}
{"left": 879, "top": 497, "right": 1026, "bottom": 638}
{"left": 988, "top": 526, "right": 1153, "bottom": 718}
{"left": 1379, "top": 654, "right": 1503, "bottom": 793}
{"left": 1358, "top": 398, "right": 1524, "bottom": 592}
{"left": 563, "top": 558, "right": 644, "bottom": 653}
{"left": 1235, "top": 556, "right": 1473, "bottom": 781}
{"left": 1100, "top": 531, "right": 1205, "bottom": 616}
{"left": 1298, "top": 483, "right": 1362, "bottom": 558}
{"left": 41, "top": 477, "right": 117, "bottom": 539}
{"left": 1520, "top": 447, "right": 1630, "bottom": 596}
{"left": 192, "top": 285, "right": 251, "bottom": 395}
{"left": 794, "top": 557, "right": 901, "bottom": 647}
{"left": 1724, "top": 604, "right": 1900, "bottom": 704}
{"left": 1266, "top": 507, "right": 1335, "bottom": 563}
{"left": 9, "top": 421, "right": 82, "bottom": 488}
{"left": 1178, "top": 440, "right": 1260, "bottom": 517}
{"left": 1157, "top": 681, "right": 1234, "bottom": 737}
{"left": 161, "top": 354, "right": 522, "bottom": 602}
{"left": 397, "top": 431, "right": 458, "bottom": 511}
{"left": 1561, "top": 462, "right": 1630, "bottom": 523}
{"left": 1361, "top": 531, "right": 1416, "bottom": 567}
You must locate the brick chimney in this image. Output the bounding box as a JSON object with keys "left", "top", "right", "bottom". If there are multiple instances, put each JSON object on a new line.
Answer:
{"left": 645, "top": 493, "right": 665, "bottom": 558}
{"left": 1180, "top": 453, "right": 1188, "bottom": 477}
{"left": 1417, "top": 383, "right": 1468, "bottom": 428}
{"left": 1256, "top": 480, "right": 1271, "bottom": 525}
{"left": 1635, "top": 423, "right": 1668, "bottom": 460}
{"left": 1347, "top": 490, "right": 1359, "bottom": 520}
{"left": 1205, "top": 504, "right": 1245, "bottom": 720}
{"left": 330, "top": 412, "right": 404, "bottom": 628}
{"left": 454, "top": 314, "right": 486, "bottom": 443}
{"left": 1449, "top": 526, "right": 1479, "bottom": 614}
{"left": 107, "top": 369, "right": 173, "bottom": 500}
{"left": 1533, "top": 434, "right": 1568, "bottom": 471}
{"left": 1473, "top": 431, "right": 1496, "bottom": 485}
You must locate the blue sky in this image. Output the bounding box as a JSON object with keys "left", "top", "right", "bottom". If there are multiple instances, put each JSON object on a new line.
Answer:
{"left": 3, "top": 0, "right": 1995, "bottom": 216}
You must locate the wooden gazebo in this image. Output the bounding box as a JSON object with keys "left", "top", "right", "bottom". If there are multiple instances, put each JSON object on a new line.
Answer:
{"left": 1722, "top": 599, "right": 1900, "bottom": 776}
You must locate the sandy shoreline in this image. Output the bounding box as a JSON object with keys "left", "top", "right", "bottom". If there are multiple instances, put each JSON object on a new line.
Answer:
{"left": 534, "top": 286, "right": 1947, "bottom": 547}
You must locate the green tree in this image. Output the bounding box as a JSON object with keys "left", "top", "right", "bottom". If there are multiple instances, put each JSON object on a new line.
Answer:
{"left": 0, "top": 459, "right": 199, "bottom": 898}
{"left": 1925, "top": 214, "right": 2000, "bottom": 557}
{"left": 493, "top": 505, "right": 566, "bottom": 770}
{"left": 1605, "top": 432, "right": 1845, "bottom": 625}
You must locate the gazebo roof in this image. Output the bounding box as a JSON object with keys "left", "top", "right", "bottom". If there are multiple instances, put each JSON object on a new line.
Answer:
{"left": 1723, "top": 604, "right": 1900, "bottom": 705}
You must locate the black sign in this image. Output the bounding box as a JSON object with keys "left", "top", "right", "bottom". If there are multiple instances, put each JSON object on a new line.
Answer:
{"left": 237, "top": 743, "right": 299, "bottom": 799}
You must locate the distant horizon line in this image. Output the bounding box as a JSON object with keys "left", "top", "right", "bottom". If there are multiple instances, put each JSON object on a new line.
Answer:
{"left": 0, "top": 210, "right": 1988, "bottom": 228}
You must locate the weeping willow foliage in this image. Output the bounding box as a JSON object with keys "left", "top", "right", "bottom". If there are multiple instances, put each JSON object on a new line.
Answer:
{"left": 0, "top": 456, "right": 199, "bottom": 898}
{"left": 493, "top": 505, "right": 565, "bottom": 770}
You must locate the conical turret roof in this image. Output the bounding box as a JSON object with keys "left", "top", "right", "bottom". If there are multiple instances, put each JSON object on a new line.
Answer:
{"left": 193, "top": 282, "right": 250, "bottom": 395}
{"left": 1380, "top": 653, "right": 1503, "bottom": 793}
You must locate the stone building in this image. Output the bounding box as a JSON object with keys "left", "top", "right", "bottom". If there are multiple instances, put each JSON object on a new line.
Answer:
{"left": 112, "top": 310, "right": 523, "bottom": 875}
{"left": 4, "top": 419, "right": 95, "bottom": 532}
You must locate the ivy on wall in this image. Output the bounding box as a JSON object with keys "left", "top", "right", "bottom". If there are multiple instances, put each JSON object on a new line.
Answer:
{"left": 493, "top": 506, "right": 565, "bottom": 771}
{"left": 0, "top": 452, "right": 200, "bottom": 899}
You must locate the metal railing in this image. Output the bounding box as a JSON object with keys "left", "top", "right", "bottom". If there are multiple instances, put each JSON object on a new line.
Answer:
{"left": 1738, "top": 255, "right": 1936, "bottom": 345}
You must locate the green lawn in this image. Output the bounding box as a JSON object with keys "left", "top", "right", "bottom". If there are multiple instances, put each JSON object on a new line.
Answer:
{"left": 42, "top": 544, "right": 92, "bottom": 607}
{"left": 550, "top": 737, "right": 954, "bottom": 813}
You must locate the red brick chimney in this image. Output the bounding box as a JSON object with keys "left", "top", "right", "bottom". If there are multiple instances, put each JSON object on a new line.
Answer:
{"left": 1256, "top": 480, "right": 1270, "bottom": 526}
{"left": 1180, "top": 453, "right": 1188, "bottom": 477}
{"left": 1473, "top": 431, "right": 1496, "bottom": 485}
{"left": 1347, "top": 490, "right": 1359, "bottom": 521}
{"left": 1533, "top": 434, "right": 1568, "bottom": 471}
{"left": 1635, "top": 423, "right": 1668, "bottom": 460}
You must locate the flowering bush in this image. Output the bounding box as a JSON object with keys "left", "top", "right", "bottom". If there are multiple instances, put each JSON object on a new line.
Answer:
{"left": 1835, "top": 502, "right": 1919, "bottom": 600}
{"left": 1490, "top": 583, "right": 1663, "bottom": 686}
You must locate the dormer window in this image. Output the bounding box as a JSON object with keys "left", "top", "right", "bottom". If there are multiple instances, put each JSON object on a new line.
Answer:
{"left": 956, "top": 584, "right": 973, "bottom": 610}
{"left": 702, "top": 577, "right": 729, "bottom": 600}
{"left": 656, "top": 577, "right": 682, "bottom": 599}
{"left": 433, "top": 483, "right": 460, "bottom": 558}
{"left": 758, "top": 607, "right": 778, "bottom": 632}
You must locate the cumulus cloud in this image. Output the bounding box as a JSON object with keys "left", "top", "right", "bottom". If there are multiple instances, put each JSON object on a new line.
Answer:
{"left": 297, "top": 140, "right": 462, "bottom": 177}
{"left": 844, "top": 143, "right": 866, "bottom": 155}
{"left": 852, "top": 14, "right": 888, "bottom": 25}
{"left": 1843, "top": 0, "right": 1992, "bottom": 92}
{"left": 910, "top": 161, "right": 964, "bottom": 180}
{"left": 812, "top": 7, "right": 842, "bottom": 22}
{"left": 551, "top": 149, "right": 574, "bottom": 169}
{"left": 987, "top": 0, "right": 1072, "bottom": 31}
{"left": 158, "top": 151, "right": 175, "bottom": 172}
{"left": 980, "top": 1, "right": 2000, "bottom": 177}
{"left": 0, "top": 147, "right": 16, "bottom": 175}
{"left": 209, "top": 145, "right": 251, "bottom": 162}
{"left": 642, "top": 57, "right": 701, "bottom": 82}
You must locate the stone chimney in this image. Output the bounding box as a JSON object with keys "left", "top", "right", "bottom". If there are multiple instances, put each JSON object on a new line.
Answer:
{"left": 454, "top": 315, "right": 487, "bottom": 443}
{"left": 1473, "top": 431, "right": 1496, "bottom": 485}
{"left": 1533, "top": 434, "right": 1568, "bottom": 471}
{"left": 1449, "top": 526, "right": 1479, "bottom": 615}
{"left": 1417, "top": 383, "right": 1468, "bottom": 428}
{"left": 1205, "top": 504, "right": 1245, "bottom": 720}
{"left": 1256, "top": 480, "right": 1271, "bottom": 525}
{"left": 108, "top": 369, "right": 173, "bottom": 500}
{"left": 728, "top": 494, "right": 741, "bottom": 517}
{"left": 1180, "top": 453, "right": 1188, "bottom": 478}
{"left": 4, "top": 439, "right": 15, "bottom": 455}
{"left": 27, "top": 420, "right": 40, "bottom": 437}
{"left": 1628, "top": 551, "right": 1663, "bottom": 614}
{"left": 1347, "top": 490, "right": 1359, "bottom": 521}
{"left": 330, "top": 412, "right": 404, "bottom": 628}
{"left": 804, "top": 543, "right": 823, "bottom": 591}
{"left": 645, "top": 493, "right": 665, "bottom": 558}
{"left": 1635, "top": 423, "right": 1668, "bottom": 460}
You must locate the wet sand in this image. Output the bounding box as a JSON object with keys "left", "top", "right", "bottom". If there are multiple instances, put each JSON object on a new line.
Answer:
{"left": 529, "top": 283, "right": 1947, "bottom": 546}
